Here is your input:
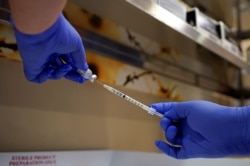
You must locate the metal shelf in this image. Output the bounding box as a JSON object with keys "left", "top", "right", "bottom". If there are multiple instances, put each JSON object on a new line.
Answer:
{"left": 126, "top": 0, "right": 250, "bottom": 71}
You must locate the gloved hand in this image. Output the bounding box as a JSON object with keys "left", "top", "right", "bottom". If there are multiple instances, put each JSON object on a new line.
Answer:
{"left": 12, "top": 13, "right": 88, "bottom": 84}
{"left": 150, "top": 100, "right": 250, "bottom": 159}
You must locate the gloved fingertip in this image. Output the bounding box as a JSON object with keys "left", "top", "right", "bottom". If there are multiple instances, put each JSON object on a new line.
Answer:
{"left": 160, "top": 118, "right": 171, "bottom": 130}
{"left": 166, "top": 125, "right": 178, "bottom": 143}
{"left": 148, "top": 105, "right": 156, "bottom": 114}
{"left": 36, "top": 67, "right": 54, "bottom": 84}
{"left": 77, "top": 76, "right": 85, "bottom": 84}
{"left": 155, "top": 140, "right": 179, "bottom": 159}
{"left": 155, "top": 140, "right": 170, "bottom": 152}
{"left": 65, "top": 71, "right": 86, "bottom": 84}
{"left": 149, "top": 103, "right": 166, "bottom": 114}
{"left": 150, "top": 105, "right": 159, "bottom": 112}
{"left": 155, "top": 140, "right": 163, "bottom": 148}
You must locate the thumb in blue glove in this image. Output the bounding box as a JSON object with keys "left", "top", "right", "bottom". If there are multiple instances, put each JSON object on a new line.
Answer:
{"left": 12, "top": 13, "right": 88, "bottom": 83}
{"left": 151, "top": 100, "right": 250, "bottom": 159}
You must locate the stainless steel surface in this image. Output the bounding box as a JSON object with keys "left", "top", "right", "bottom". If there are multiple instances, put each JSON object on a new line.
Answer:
{"left": 184, "top": 0, "right": 250, "bottom": 31}
{"left": 183, "top": 0, "right": 235, "bottom": 28}
{"left": 126, "top": 0, "right": 249, "bottom": 71}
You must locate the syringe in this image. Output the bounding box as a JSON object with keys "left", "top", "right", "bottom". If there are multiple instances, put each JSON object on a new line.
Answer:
{"left": 78, "top": 69, "right": 182, "bottom": 148}
{"left": 102, "top": 83, "right": 163, "bottom": 118}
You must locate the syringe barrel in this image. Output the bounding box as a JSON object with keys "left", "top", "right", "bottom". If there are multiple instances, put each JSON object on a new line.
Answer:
{"left": 122, "top": 93, "right": 163, "bottom": 117}
{"left": 103, "top": 84, "right": 163, "bottom": 117}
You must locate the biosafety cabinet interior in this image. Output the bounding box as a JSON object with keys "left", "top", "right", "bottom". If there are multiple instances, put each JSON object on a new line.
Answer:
{"left": 1, "top": 0, "right": 250, "bottom": 159}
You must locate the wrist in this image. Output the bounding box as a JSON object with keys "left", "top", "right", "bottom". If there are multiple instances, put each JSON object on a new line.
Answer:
{"left": 9, "top": 0, "right": 66, "bottom": 34}
{"left": 12, "top": 13, "right": 64, "bottom": 45}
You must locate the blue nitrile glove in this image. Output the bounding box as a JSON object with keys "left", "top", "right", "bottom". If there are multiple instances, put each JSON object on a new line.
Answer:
{"left": 150, "top": 100, "right": 250, "bottom": 159}
{"left": 12, "top": 13, "right": 88, "bottom": 84}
